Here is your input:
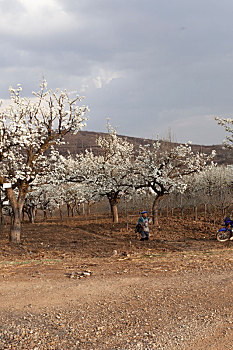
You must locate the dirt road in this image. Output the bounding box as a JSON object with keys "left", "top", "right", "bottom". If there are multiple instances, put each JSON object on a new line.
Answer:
{"left": 0, "top": 249, "right": 232, "bottom": 350}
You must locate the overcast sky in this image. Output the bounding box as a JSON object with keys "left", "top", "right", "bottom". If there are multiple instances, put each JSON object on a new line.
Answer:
{"left": 1, "top": 0, "right": 233, "bottom": 144}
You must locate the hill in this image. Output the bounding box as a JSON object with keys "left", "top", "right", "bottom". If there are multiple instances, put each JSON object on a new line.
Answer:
{"left": 59, "top": 131, "right": 233, "bottom": 166}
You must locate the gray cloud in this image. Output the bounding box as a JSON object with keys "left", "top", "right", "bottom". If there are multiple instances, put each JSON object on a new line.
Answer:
{"left": 0, "top": 0, "right": 232, "bottom": 144}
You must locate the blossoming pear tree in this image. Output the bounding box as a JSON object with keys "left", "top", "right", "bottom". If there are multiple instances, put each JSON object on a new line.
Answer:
{"left": 184, "top": 165, "right": 233, "bottom": 215}
{"left": 133, "top": 141, "right": 215, "bottom": 223}
{"left": 23, "top": 180, "right": 87, "bottom": 222}
{"left": 215, "top": 117, "right": 233, "bottom": 149}
{"left": 67, "top": 123, "right": 134, "bottom": 223}
{"left": 0, "top": 80, "right": 89, "bottom": 243}
{"left": 60, "top": 183, "right": 87, "bottom": 217}
{"left": 23, "top": 180, "right": 61, "bottom": 222}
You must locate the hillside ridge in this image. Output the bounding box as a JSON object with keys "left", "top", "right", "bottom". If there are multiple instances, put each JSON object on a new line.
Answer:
{"left": 59, "top": 131, "right": 233, "bottom": 165}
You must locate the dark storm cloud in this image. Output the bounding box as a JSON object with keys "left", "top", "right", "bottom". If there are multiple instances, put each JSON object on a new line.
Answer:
{"left": 0, "top": 0, "right": 232, "bottom": 143}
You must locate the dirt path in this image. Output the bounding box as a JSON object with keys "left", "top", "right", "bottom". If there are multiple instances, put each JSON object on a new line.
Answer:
{"left": 0, "top": 256, "right": 232, "bottom": 349}
{"left": 0, "top": 216, "right": 233, "bottom": 349}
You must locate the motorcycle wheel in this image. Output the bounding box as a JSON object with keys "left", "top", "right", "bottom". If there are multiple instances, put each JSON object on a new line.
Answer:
{"left": 216, "top": 230, "right": 231, "bottom": 242}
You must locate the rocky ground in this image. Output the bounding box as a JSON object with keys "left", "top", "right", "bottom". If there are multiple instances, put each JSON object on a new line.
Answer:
{"left": 0, "top": 215, "right": 232, "bottom": 349}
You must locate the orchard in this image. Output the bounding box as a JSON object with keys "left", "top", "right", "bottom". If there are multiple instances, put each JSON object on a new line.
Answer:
{"left": 0, "top": 82, "right": 232, "bottom": 244}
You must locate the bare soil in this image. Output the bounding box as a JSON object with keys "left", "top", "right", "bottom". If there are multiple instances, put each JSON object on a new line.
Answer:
{"left": 0, "top": 215, "right": 232, "bottom": 349}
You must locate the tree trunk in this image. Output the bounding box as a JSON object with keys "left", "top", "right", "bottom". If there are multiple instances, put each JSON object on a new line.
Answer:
{"left": 204, "top": 203, "right": 207, "bottom": 221}
{"left": 32, "top": 207, "right": 36, "bottom": 222}
{"left": 0, "top": 210, "right": 5, "bottom": 226}
{"left": 0, "top": 195, "right": 5, "bottom": 228}
{"left": 82, "top": 203, "right": 85, "bottom": 215}
{"left": 59, "top": 205, "right": 63, "bottom": 221}
{"left": 111, "top": 202, "right": 119, "bottom": 223}
{"left": 5, "top": 183, "right": 29, "bottom": 243}
{"left": 152, "top": 196, "right": 159, "bottom": 225}
{"left": 108, "top": 191, "right": 121, "bottom": 224}
{"left": 43, "top": 209, "right": 47, "bottom": 221}
{"left": 67, "top": 204, "right": 70, "bottom": 217}
{"left": 194, "top": 206, "right": 198, "bottom": 221}
{"left": 180, "top": 194, "right": 184, "bottom": 218}
{"left": 152, "top": 195, "right": 166, "bottom": 224}
{"left": 181, "top": 207, "right": 184, "bottom": 217}
{"left": 24, "top": 205, "right": 36, "bottom": 223}
{"left": 108, "top": 198, "right": 119, "bottom": 223}
{"left": 28, "top": 207, "right": 35, "bottom": 223}
{"left": 6, "top": 187, "right": 26, "bottom": 243}
{"left": 0, "top": 192, "right": 5, "bottom": 227}
{"left": 10, "top": 208, "right": 21, "bottom": 243}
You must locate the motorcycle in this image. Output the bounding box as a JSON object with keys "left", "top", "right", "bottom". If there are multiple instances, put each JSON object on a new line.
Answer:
{"left": 216, "top": 216, "right": 233, "bottom": 242}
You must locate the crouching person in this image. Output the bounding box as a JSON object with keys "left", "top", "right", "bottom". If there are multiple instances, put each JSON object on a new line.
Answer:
{"left": 137, "top": 211, "right": 151, "bottom": 241}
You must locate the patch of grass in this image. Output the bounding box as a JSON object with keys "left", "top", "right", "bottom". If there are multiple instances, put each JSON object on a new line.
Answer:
{"left": 0, "top": 258, "right": 62, "bottom": 267}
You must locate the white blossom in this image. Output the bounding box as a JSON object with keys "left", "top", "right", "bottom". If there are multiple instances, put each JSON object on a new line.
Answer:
{"left": 0, "top": 79, "right": 89, "bottom": 242}
{"left": 215, "top": 116, "right": 233, "bottom": 149}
